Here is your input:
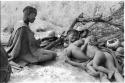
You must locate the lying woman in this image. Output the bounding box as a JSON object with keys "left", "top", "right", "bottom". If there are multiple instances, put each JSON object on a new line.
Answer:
{"left": 64, "top": 29, "right": 90, "bottom": 69}
{"left": 7, "top": 6, "right": 57, "bottom": 67}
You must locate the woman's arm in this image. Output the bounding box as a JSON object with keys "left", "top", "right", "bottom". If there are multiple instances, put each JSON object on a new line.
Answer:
{"left": 81, "top": 41, "right": 88, "bottom": 52}
{"left": 81, "top": 36, "right": 92, "bottom": 51}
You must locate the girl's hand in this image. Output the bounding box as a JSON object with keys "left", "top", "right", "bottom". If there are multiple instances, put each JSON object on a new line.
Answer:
{"left": 36, "top": 39, "right": 42, "bottom": 45}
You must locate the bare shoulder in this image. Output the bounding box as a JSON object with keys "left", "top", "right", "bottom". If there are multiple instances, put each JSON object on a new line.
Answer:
{"left": 73, "top": 39, "right": 84, "bottom": 46}
{"left": 14, "top": 20, "right": 24, "bottom": 30}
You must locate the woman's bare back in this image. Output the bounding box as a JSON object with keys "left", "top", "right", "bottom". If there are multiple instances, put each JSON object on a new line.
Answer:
{"left": 66, "top": 44, "right": 89, "bottom": 62}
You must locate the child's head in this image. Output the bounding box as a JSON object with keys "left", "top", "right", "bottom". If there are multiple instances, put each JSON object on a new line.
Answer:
{"left": 79, "top": 29, "right": 90, "bottom": 38}
{"left": 67, "top": 29, "right": 79, "bottom": 42}
{"left": 23, "top": 6, "right": 37, "bottom": 23}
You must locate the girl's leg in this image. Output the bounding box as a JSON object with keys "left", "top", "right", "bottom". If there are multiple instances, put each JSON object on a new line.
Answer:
{"left": 105, "top": 52, "right": 124, "bottom": 82}
{"left": 66, "top": 59, "right": 87, "bottom": 70}
{"left": 37, "top": 49, "right": 57, "bottom": 62}
{"left": 99, "top": 72, "right": 110, "bottom": 83}
{"left": 114, "top": 69, "right": 124, "bottom": 82}
{"left": 92, "top": 52, "right": 114, "bottom": 79}
{"left": 87, "top": 60, "right": 100, "bottom": 77}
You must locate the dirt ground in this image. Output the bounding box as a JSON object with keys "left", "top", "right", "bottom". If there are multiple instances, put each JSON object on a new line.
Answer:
{"left": 8, "top": 49, "right": 102, "bottom": 83}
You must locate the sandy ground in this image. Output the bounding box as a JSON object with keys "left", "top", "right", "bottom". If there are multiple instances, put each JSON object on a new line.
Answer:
{"left": 8, "top": 49, "right": 101, "bottom": 83}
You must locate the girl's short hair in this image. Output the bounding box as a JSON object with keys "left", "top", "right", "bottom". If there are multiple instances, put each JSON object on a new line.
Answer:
{"left": 23, "top": 6, "right": 37, "bottom": 23}
{"left": 23, "top": 6, "right": 37, "bottom": 16}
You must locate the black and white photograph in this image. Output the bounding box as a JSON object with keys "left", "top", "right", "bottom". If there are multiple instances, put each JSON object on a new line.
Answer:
{"left": 0, "top": 0, "right": 124, "bottom": 83}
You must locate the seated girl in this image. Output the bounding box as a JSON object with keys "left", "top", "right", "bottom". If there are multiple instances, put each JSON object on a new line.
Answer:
{"left": 7, "top": 6, "right": 57, "bottom": 67}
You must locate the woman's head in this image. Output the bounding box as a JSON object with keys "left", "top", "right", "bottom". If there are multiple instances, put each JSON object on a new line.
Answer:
{"left": 23, "top": 6, "right": 37, "bottom": 24}
{"left": 67, "top": 29, "right": 79, "bottom": 42}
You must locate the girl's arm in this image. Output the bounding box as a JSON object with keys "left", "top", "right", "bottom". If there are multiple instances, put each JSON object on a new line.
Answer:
{"left": 86, "top": 60, "right": 100, "bottom": 76}
{"left": 73, "top": 39, "right": 84, "bottom": 47}
{"left": 65, "top": 53, "right": 87, "bottom": 70}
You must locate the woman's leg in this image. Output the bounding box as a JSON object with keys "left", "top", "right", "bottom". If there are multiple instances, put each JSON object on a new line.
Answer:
{"left": 37, "top": 49, "right": 57, "bottom": 62}
{"left": 92, "top": 51, "right": 114, "bottom": 79}
{"left": 67, "top": 44, "right": 89, "bottom": 62}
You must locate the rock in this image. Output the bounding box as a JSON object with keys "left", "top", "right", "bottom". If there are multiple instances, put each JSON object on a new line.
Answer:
{"left": 120, "top": 41, "right": 124, "bottom": 47}
{"left": 46, "top": 30, "right": 56, "bottom": 37}
{"left": 64, "top": 43, "right": 69, "bottom": 48}
{"left": 106, "top": 38, "right": 120, "bottom": 49}
{"left": 116, "top": 47, "right": 124, "bottom": 54}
